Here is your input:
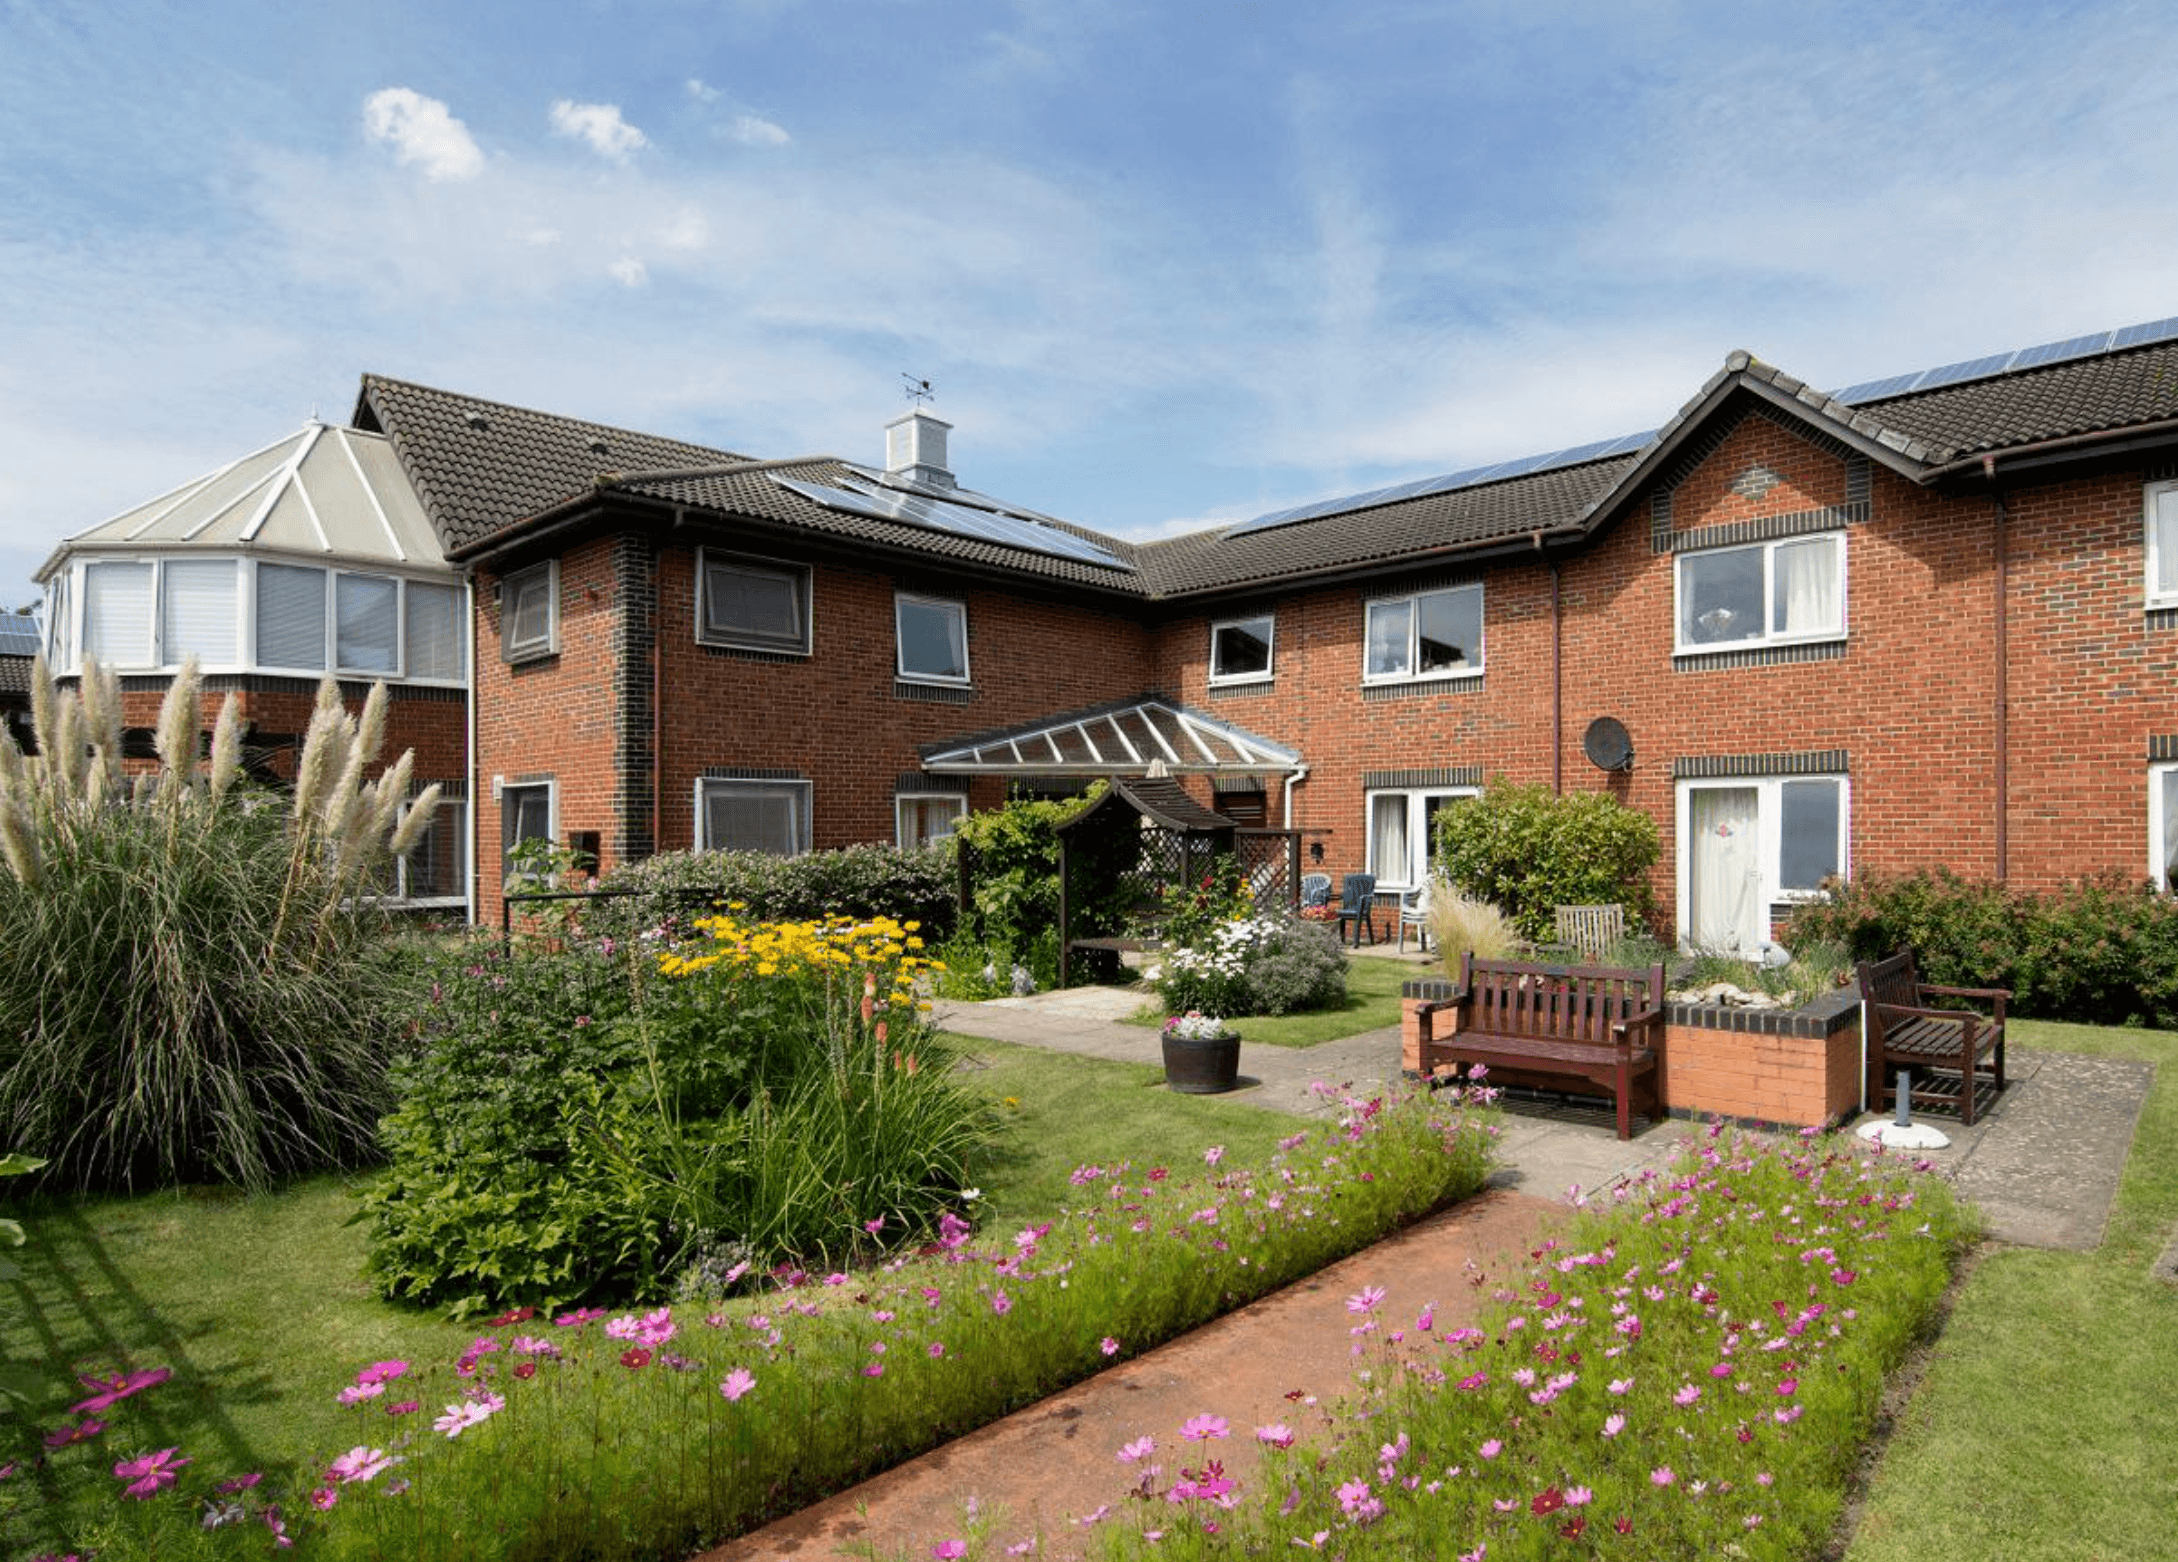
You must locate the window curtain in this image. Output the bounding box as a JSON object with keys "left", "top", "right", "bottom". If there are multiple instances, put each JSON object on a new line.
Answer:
{"left": 704, "top": 783, "right": 806, "bottom": 856}
{"left": 1772, "top": 537, "right": 1840, "bottom": 636}
{"left": 161, "top": 560, "right": 238, "bottom": 665}
{"left": 1370, "top": 794, "right": 1410, "bottom": 884}
{"left": 2157, "top": 489, "right": 2178, "bottom": 599}
{"left": 2162, "top": 770, "right": 2178, "bottom": 889}
{"left": 83, "top": 561, "right": 154, "bottom": 667}
{"left": 1688, "top": 786, "right": 1761, "bottom": 952}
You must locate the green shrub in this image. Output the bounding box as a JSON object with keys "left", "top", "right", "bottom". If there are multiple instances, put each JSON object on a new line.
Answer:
{"left": 592, "top": 841, "right": 957, "bottom": 939}
{"left": 1433, "top": 778, "right": 1659, "bottom": 942}
{"left": 0, "top": 661, "right": 434, "bottom": 1192}
{"left": 1150, "top": 915, "right": 1347, "bottom": 1017}
{"left": 363, "top": 916, "right": 996, "bottom": 1316}
{"left": 1782, "top": 867, "right": 2178, "bottom": 1027}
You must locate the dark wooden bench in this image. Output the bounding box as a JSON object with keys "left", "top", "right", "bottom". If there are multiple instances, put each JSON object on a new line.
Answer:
{"left": 1857, "top": 949, "right": 2009, "bottom": 1126}
{"left": 1413, "top": 952, "right": 1666, "bottom": 1140}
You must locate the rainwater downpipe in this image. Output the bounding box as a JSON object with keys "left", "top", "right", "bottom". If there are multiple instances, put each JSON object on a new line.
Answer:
{"left": 1990, "top": 470, "right": 2010, "bottom": 882}
{"left": 1549, "top": 550, "right": 1564, "bottom": 795}
{"left": 1281, "top": 764, "right": 1309, "bottom": 831}
{"left": 464, "top": 574, "right": 479, "bottom": 925}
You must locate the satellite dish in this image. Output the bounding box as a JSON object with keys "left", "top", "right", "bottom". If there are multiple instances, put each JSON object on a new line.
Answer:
{"left": 1582, "top": 717, "right": 1634, "bottom": 772}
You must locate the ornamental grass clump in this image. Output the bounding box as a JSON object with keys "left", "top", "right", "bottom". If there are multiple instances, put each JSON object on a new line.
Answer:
{"left": 0, "top": 658, "right": 438, "bottom": 1192}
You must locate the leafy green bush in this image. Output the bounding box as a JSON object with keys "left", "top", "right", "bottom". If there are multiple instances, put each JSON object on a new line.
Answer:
{"left": 0, "top": 661, "right": 434, "bottom": 1192}
{"left": 591, "top": 841, "right": 957, "bottom": 939}
{"left": 1433, "top": 779, "right": 1659, "bottom": 942}
{"left": 363, "top": 916, "right": 995, "bottom": 1316}
{"left": 1782, "top": 867, "right": 2178, "bottom": 1027}
{"left": 1150, "top": 916, "right": 1347, "bottom": 1017}
{"left": 951, "top": 788, "right": 1093, "bottom": 947}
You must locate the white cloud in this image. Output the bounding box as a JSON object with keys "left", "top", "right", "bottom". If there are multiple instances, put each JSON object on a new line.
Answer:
{"left": 360, "top": 88, "right": 484, "bottom": 181}
{"left": 685, "top": 78, "right": 721, "bottom": 104}
{"left": 608, "top": 257, "right": 649, "bottom": 288}
{"left": 661, "top": 208, "right": 707, "bottom": 250}
{"left": 731, "top": 114, "right": 791, "bottom": 148}
{"left": 549, "top": 100, "right": 649, "bottom": 163}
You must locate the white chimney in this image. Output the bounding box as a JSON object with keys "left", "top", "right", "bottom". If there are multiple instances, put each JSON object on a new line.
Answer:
{"left": 885, "top": 408, "right": 955, "bottom": 488}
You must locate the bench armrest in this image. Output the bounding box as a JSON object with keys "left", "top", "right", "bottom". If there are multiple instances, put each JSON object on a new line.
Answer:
{"left": 1917, "top": 982, "right": 2009, "bottom": 1020}
{"left": 1415, "top": 994, "right": 1466, "bottom": 1017}
{"left": 1873, "top": 1001, "right": 1996, "bottom": 1031}
{"left": 1613, "top": 1005, "right": 1664, "bottom": 1038}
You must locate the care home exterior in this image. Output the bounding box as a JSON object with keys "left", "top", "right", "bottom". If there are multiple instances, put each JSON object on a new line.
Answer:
{"left": 31, "top": 318, "right": 2178, "bottom": 942}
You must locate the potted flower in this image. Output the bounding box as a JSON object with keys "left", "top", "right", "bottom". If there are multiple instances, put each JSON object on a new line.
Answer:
{"left": 1160, "top": 1010, "right": 1241, "bottom": 1094}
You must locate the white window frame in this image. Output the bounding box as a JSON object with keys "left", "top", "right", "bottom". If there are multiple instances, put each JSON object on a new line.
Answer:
{"left": 1673, "top": 532, "right": 1847, "bottom": 655}
{"left": 1363, "top": 786, "right": 1479, "bottom": 891}
{"left": 1362, "top": 584, "right": 1484, "bottom": 685}
{"left": 389, "top": 796, "right": 470, "bottom": 907}
{"left": 695, "top": 777, "right": 813, "bottom": 856}
{"left": 334, "top": 569, "right": 403, "bottom": 677}
{"left": 43, "top": 570, "right": 73, "bottom": 672}
{"left": 501, "top": 560, "right": 559, "bottom": 663}
{"left": 696, "top": 548, "right": 812, "bottom": 655}
{"left": 894, "top": 592, "right": 970, "bottom": 686}
{"left": 1674, "top": 774, "right": 1850, "bottom": 947}
{"left": 896, "top": 792, "right": 967, "bottom": 848}
{"left": 2145, "top": 480, "right": 2178, "bottom": 609}
{"left": 499, "top": 778, "right": 557, "bottom": 881}
{"left": 2151, "top": 764, "right": 2178, "bottom": 891}
{"left": 1208, "top": 614, "right": 1275, "bottom": 686}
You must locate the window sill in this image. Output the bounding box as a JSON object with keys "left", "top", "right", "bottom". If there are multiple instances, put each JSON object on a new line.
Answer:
{"left": 1361, "top": 669, "right": 1482, "bottom": 689}
{"left": 697, "top": 635, "right": 812, "bottom": 658}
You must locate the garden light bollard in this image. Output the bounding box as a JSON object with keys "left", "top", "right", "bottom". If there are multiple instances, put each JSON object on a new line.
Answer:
{"left": 1894, "top": 1068, "right": 1913, "bottom": 1127}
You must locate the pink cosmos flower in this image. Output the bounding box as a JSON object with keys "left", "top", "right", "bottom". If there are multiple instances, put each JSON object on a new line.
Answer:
{"left": 865, "top": 1215, "right": 887, "bottom": 1235}
{"left": 1100, "top": 1336, "right": 1121, "bottom": 1356}
{"left": 355, "top": 1360, "right": 409, "bottom": 1385}
{"left": 1415, "top": 1304, "right": 1435, "bottom": 1332}
{"left": 1673, "top": 1384, "right": 1701, "bottom": 1407}
{"left": 1651, "top": 1466, "right": 1677, "bottom": 1487}
{"left": 328, "top": 1446, "right": 395, "bottom": 1484}
{"left": 1117, "top": 1436, "right": 1156, "bottom": 1464}
{"left": 1565, "top": 1485, "right": 1594, "bottom": 1506}
{"left": 216, "top": 1473, "right": 264, "bottom": 1494}
{"left": 719, "top": 1367, "right": 757, "bottom": 1402}
{"left": 310, "top": 1487, "right": 338, "bottom": 1511}
{"left": 990, "top": 1291, "right": 1012, "bottom": 1316}
{"left": 1602, "top": 1413, "right": 1626, "bottom": 1438}
{"left": 1255, "top": 1424, "right": 1296, "bottom": 1448}
{"left": 928, "top": 1342, "right": 947, "bottom": 1359}
{"left": 113, "top": 1447, "right": 190, "bottom": 1498}
{"left": 554, "top": 1307, "right": 605, "bottom": 1328}
{"left": 385, "top": 1400, "right": 420, "bottom": 1416}
{"left": 72, "top": 1368, "right": 171, "bottom": 1417}
{"left": 1479, "top": 1439, "right": 1502, "bottom": 1460}
{"left": 1179, "top": 1414, "right": 1229, "bottom": 1441}
{"left": 432, "top": 1400, "right": 497, "bottom": 1438}
{"left": 933, "top": 1543, "right": 967, "bottom": 1560}
{"left": 44, "top": 1420, "right": 103, "bottom": 1448}
{"left": 620, "top": 1348, "right": 652, "bottom": 1370}
{"left": 337, "top": 1382, "right": 384, "bottom": 1405}
{"left": 1345, "top": 1284, "right": 1386, "bottom": 1314}
{"left": 1204, "top": 1146, "right": 1225, "bottom": 1166}
{"left": 1608, "top": 1377, "right": 1634, "bottom": 1395}
{"left": 862, "top": 1364, "right": 884, "bottom": 1378}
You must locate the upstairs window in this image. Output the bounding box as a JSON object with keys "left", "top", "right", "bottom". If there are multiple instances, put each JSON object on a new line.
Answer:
{"left": 1676, "top": 533, "right": 1845, "bottom": 653}
{"left": 160, "top": 559, "right": 238, "bottom": 665}
{"left": 335, "top": 573, "right": 400, "bottom": 674}
{"left": 82, "top": 561, "right": 155, "bottom": 668}
{"left": 405, "top": 581, "right": 466, "bottom": 682}
{"left": 2147, "top": 481, "right": 2178, "bottom": 608}
{"left": 502, "top": 561, "right": 558, "bottom": 663}
{"left": 257, "top": 563, "right": 329, "bottom": 671}
{"left": 699, "top": 551, "right": 811, "bottom": 655}
{"left": 1209, "top": 615, "right": 1274, "bottom": 684}
{"left": 896, "top": 594, "right": 969, "bottom": 684}
{"left": 1364, "top": 584, "right": 1482, "bottom": 683}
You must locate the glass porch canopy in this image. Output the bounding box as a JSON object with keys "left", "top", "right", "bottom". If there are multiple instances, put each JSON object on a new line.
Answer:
{"left": 918, "top": 696, "right": 1301, "bottom": 779}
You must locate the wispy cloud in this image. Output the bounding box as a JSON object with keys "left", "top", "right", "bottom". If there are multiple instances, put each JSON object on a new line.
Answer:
{"left": 730, "top": 113, "right": 791, "bottom": 148}
{"left": 548, "top": 100, "right": 649, "bottom": 162}
{"left": 361, "top": 88, "right": 484, "bottom": 181}
{"left": 608, "top": 257, "right": 650, "bottom": 288}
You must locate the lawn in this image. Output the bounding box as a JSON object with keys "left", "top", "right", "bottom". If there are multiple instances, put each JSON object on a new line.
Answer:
{"left": 0, "top": 1036, "right": 1320, "bottom": 1556}
{"left": 1122, "top": 951, "right": 1419, "bottom": 1047}
{"left": 1843, "top": 1018, "right": 2178, "bottom": 1561}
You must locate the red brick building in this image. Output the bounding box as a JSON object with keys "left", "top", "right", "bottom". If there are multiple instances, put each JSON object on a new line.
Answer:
{"left": 37, "top": 320, "right": 2178, "bottom": 942}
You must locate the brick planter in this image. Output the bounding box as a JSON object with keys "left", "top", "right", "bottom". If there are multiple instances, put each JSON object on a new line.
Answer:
{"left": 1401, "top": 977, "right": 1861, "bottom": 1130}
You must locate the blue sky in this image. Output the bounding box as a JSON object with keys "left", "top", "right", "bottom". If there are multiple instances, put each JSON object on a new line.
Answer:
{"left": 5, "top": 0, "right": 2177, "bottom": 603}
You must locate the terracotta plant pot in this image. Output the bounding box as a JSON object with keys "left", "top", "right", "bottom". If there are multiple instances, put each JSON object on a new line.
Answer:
{"left": 1161, "top": 1030, "right": 1241, "bottom": 1093}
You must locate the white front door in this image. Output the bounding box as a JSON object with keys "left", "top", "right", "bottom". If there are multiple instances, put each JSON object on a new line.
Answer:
{"left": 1688, "top": 785, "right": 1762, "bottom": 953}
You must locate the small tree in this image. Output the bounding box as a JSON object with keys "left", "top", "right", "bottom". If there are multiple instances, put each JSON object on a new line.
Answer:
{"left": 1432, "top": 779, "right": 1658, "bottom": 943}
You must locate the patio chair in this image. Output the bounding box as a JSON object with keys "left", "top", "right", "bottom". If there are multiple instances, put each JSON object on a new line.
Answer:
{"left": 1335, "top": 873, "right": 1378, "bottom": 946}
{"left": 1299, "top": 872, "right": 1334, "bottom": 908}
{"left": 1397, "top": 878, "right": 1434, "bottom": 952}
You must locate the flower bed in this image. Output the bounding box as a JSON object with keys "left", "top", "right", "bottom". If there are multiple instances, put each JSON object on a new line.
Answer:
{"left": 20, "top": 1085, "right": 1498, "bottom": 1560}
{"left": 955, "top": 1124, "right": 1971, "bottom": 1560}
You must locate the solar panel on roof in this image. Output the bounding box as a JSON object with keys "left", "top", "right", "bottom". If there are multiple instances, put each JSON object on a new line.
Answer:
{"left": 1831, "top": 373, "right": 1921, "bottom": 404}
{"left": 2113, "top": 316, "right": 2178, "bottom": 350}
{"left": 0, "top": 616, "right": 43, "bottom": 656}
{"left": 773, "top": 477, "right": 1134, "bottom": 572}
{"left": 1911, "top": 353, "right": 2016, "bottom": 392}
{"left": 2009, "top": 333, "right": 2113, "bottom": 371}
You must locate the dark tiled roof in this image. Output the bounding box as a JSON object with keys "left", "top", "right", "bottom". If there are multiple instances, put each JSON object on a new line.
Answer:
{"left": 1856, "top": 339, "right": 2178, "bottom": 459}
{"left": 355, "top": 376, "right": 756, "bottom": 553}
{"left": 357, "top": 376, "right": 1145, "bottom": 590}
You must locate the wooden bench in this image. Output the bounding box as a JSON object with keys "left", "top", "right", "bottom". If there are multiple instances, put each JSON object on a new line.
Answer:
{"left": 1413, "top": 952, "right": 1666, "bottom": 1139}
{"left": 1857, "top": 949, "right": 2009, "bottom": 1126}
